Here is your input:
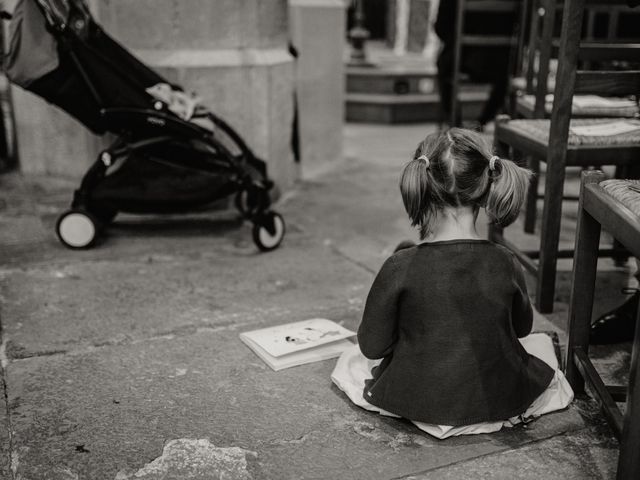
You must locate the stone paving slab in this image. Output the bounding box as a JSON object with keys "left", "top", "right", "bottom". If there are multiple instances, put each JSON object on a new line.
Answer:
{"left": 0, "top": 123, "right": 634, "bottom": 479}
{"left": 0, "top": 148, "right": 412, "bottom": 362}
{"left": 0, "top": 227, "right": 372, "bottom": 359}
{"left": 404, "top": 423, "right": 619, "bottom": 480}
{"left": 6, "top": 329, "right": 589, "bottom": 480}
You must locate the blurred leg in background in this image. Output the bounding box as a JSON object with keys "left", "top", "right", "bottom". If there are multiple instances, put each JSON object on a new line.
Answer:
{"left": 436, "top": 41, "right": 458, "bottom": 127}
{"left": 434, "top": 0, "right": 520, "bottom": 129}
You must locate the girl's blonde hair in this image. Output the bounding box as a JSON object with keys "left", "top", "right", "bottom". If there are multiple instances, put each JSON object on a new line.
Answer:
{"left": 399, "top": 128, "right": 532, "bottom": 239}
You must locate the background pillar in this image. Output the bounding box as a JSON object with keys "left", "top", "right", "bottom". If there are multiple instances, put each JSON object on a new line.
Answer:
{"left": 289, "top": 0, "right": 345, "bottom": 179}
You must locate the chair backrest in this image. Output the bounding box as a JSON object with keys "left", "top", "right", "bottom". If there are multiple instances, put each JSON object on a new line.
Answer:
{"left": 513, "top": 0, "right": 533, "bottom": 81}
{"left": 531, "top": 0, "right": 557, "bottom": 117}
{"left": 573, "top": 70, "right": 640, "bottom": 97}
{"left": 546, "top": 0, "right": 639, "bottom": 163}
{"left": 583, "top": 0, "right": 640, "bottom": 41}
{"left": 526, "top": 0, "right": 640, "bottom": 117}
{"left": 523, "top": 0, "right": 546, "bottom": 94}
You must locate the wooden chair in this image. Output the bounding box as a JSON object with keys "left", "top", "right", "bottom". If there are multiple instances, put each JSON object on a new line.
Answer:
{"left": 511, "top": 0, "right": 639, "bottom": 240}
{"left": 513, "top": 0, "right": 640, "bottom": 120}
{"left": 512, "top": 0, "right": 534, "bottom": 90}
{"left": 452, "top": 0, "right": 639, "bottom": 126}
{"left": 566, "top": 170, "right": 640, "bottom": 479}
{"left": 450, "top": 0, "right": 524, "bottom": 127}
{"left": 490, "top": 0, "right": 640, "bottom": 313}
{"left": 509, "top": 0, "right": 556, "bottom": 118}
{"left": 516, "top": 6, "right": 640, "bottom": 232}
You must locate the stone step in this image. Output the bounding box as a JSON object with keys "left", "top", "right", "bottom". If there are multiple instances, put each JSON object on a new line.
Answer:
{"left": 345, "top": 91, "right": 490, "bottom": 124}
{"left": 346, "top": 66, "right": 437, "bottom": 95}
{"left": 346, "top": 65, "right": 495, "bottom": 97}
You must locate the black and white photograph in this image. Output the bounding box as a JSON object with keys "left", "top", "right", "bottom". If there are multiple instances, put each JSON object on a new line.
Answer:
{"left": 0, "top": 0, "right": 639, "bottom": 478}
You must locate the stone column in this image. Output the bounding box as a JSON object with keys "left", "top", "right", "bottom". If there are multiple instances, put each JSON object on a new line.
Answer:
{"left": 289, "top": 0, "right": 345, "bottom": 179}
{"left": 13, "top": 0, "right": 297, "bottom": 190}
{"left": 387, "top": 0, "right": 437, "bottom": 56}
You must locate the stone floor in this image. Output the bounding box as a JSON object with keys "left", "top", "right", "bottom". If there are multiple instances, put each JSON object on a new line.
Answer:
{"left": 0, "top": 123, "right": 635, "bottom": 479}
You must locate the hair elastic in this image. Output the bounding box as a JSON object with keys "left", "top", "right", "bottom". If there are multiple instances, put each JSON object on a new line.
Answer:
{"left": 489, "top": 155, "right": 499, "bottom": 171}
{"left": 417, "top": 154, "right": 430, "bottom": 168}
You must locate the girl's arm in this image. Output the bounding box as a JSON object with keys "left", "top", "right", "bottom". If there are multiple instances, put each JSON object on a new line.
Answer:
{"left": 357, "top": 256, "right": 400, "bottom": 359}
{"left": 511, "top": 258, "right": 533, "bottom": 338}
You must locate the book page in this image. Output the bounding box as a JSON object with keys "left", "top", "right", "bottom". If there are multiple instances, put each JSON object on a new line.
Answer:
{"left": 241, "top": 335, "right": 354, "bottom": 371}
{"left": 240, "top": 318, "right": 355, "bottom": 358}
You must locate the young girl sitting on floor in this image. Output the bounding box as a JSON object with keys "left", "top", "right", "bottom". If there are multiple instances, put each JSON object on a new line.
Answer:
{"left": 331, "top": 128, "right": 573, "bottom": 439}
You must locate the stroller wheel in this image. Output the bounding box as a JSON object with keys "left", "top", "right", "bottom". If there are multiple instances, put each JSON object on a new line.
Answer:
{"left": 252, "top": 211, "right": 285, "bottom": 252}
{"left": 56, "top": 210, "right": 99, "bottom": 249}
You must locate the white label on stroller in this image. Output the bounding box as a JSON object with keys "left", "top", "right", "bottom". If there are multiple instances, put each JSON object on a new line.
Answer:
{"left": 147, "top": 117, "right": 166, "bottom": 127}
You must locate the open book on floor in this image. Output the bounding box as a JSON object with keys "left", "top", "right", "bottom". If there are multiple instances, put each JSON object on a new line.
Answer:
{"left": 240, "top": 318, "right": 356, "bottom": 371}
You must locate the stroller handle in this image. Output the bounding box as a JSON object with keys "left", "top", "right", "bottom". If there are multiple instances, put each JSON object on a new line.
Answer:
{"left": 35, "top": 0, "right": 92, "bottom": 31}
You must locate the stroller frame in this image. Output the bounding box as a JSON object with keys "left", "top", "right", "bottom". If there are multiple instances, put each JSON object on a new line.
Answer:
{"left": 27, "top": 0, "right": 285, "bottom": 251}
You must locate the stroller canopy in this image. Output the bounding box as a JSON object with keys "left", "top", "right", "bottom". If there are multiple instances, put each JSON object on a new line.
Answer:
{"left": 4, "top": 0, "right": 167, "bottom": 133}
{"left": 4, "top": 0, "right": 91, "bottom": 87}
{"left": 32, "top": 0, "right": 90, "bottom": 28}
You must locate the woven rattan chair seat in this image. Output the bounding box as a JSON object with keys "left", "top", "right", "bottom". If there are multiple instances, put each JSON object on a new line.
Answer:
{"left": 517, "top": 95, "right": 639, "bottom": 118}
{"left": 503, "top": 118, "right": 640, "bottom": 147}
{"left": 600, "top": 179, "right": 640, "bottom": 218}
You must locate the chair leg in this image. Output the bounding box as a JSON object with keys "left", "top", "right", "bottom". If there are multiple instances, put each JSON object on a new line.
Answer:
{"left": 536, "top": 155, "right": 567, "bottom": 313}
{"left": 564, "top": 172, "right": 603, "bottom": 392}
{"left": 617, "top": 308, "right": 640, "bottom": 479}
{"left": 524, "top": 155, "right": 540, "bottom": 234}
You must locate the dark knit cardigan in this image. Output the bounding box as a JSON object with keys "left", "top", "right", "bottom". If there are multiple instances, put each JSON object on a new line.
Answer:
{"left": 358, "top": 240, "right": 554, "bottom": 426}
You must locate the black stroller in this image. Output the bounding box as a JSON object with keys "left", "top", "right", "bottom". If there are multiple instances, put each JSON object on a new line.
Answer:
{"left": 3, "top": 0, "right": 286, "bottom": 251}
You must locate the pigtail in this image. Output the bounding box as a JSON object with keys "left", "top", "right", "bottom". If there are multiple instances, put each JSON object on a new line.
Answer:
{"left": 485, "top": 156, "right": 533, "bottom": 227}
{"left": 400, "top": 156, "right": 431, "bottom": 231}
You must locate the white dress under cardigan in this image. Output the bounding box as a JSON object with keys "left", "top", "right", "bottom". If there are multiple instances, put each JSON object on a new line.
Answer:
{"left": 331, "top": 333, "right": 573, "bottom": 439}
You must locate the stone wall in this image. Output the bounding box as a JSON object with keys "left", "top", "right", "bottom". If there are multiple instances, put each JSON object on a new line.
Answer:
{"left": 13, "top": 0, "right": 298, "bottom": 190}
{"left": 289, "top": 0, "right": 345, "bottom": 178}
